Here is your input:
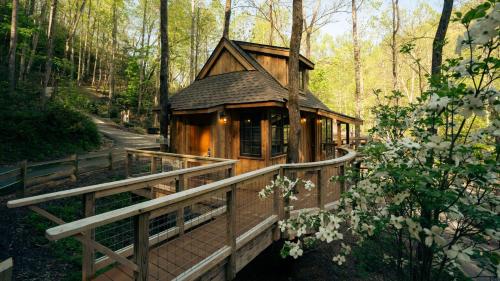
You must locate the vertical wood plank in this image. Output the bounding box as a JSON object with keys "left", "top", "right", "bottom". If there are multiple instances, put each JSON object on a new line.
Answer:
{"left": 82, "top": 192, "right": 95, "bottom": 280}
{"left": 150, "top": 156, "right": 157, "bottom": 174}
{"left": 133, "top": 213, "right": 150, "bottom": 281}
{"left": 176, "top": 175, "right": 185, "bottom": 235}
{"left": 226, "top": 184, "right": 237, "bottom": 280}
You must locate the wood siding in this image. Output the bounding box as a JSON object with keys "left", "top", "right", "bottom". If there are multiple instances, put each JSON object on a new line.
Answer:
{"left": 207, "top": 50, "right": 245, "bottom": 77}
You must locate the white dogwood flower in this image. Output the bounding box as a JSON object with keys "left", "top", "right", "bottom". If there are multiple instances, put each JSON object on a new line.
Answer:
{"left": 333, "top": 255, "right": 346, "bottom": 265}
{"left": 390, "top": 215, "right": 405, "bottom": 230}
{"left": 423, "top": 226, "right": 446, "bottom": 247}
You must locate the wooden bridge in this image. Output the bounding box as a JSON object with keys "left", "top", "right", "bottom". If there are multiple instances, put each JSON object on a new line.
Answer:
{"left": 7, "top": 147, "right": 357, "bottom": 281}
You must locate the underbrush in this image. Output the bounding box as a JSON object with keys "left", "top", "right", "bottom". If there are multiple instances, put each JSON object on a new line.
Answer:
{"left": 0, "top": 87, "right": 101, "bottom": 164}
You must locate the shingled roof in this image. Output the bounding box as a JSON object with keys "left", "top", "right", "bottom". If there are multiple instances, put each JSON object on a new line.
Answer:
{"left": 170, "top": 38, "right": 353, "bottom": 121}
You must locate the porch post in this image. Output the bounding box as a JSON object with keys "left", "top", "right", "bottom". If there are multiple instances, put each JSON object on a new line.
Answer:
{"left": 336, "top": 121, "right": 342, "bottom": 146}
{"left": 355, "top": 123, "right": 361, "bottom": 147}
{"left": 345, "top": 123, "right": 350, "bottom": 145}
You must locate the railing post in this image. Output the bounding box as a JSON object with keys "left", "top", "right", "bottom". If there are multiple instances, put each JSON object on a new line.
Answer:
{"left": 226, "top": 184, "right": 237, "bottom": 280}
{"left": 73, "top": 154, "right": 78, "bottom": 180}
{"left": 108, "top": 151, "right": 113, "bottom": 171}
{"left": 317, "top": 168, "right": 325, "bottom": 210}
{"left": 125, "top": 151, "right": 131, "bottom": 178}
{"left": 339, "top": 164, "right": 345, "bottom": 194}
{"left": 82, "top": 192, "right": 96, "bottom": 280}
{"left": 150, "top": 156, "right": 157, "bottom": 174}
{"left": 133, "top": 213, "right": 150, "bottom": 281}
{"left": 19, "top": 160, "right": 27, "bottom": 197}
{"left": 175, "top": 175, "right": 185, "bottom": 235}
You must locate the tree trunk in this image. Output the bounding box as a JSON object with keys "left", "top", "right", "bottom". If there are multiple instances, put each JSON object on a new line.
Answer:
{"left": 189, "top": 0, "right": 196, "bottom": 82}
{"left": 269, "top": 1, "right": 273, "bottom": 45}
{"left": 26, "top": 1, "right": 47, "bottom": 78}
{"left": 286, "top": 0, "right": 303, "bottom": 164}
{"left": 431, "top": 0, "right": 453, "bottom": 76}
{"left": 222, "top": 0, "right": 231, "bottom": 39}
{"left": 43, "top": 0, "right": 58, "bottom": 101}
{"left": 77, "top": 34, "right": 83, "bottom": 84}
{"left": 137, "top": 0, "right": 148, "bottom": 115}
{"left": 8, "top": 0, "right": 18, "bottom": 94}
{"left": 160, "top": 0, "right": 169, "bottom": 152}
{"left": 64, "top": 0, "right": 87, "bottom": 58}
{"left": 194, "top": 5, "right": 200, "bottom": 76}
{"left": 352, "top": 0, "right": 362, "bottom": 143}
{"left": 108, "top": 0, "right": 117, "bottom": 111}
{"left": 391, "top": 0, "right": 399, "bottom": 91}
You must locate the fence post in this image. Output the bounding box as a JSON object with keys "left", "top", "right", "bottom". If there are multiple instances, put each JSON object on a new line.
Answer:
{"left": 82, "top": 192, "right": 96, "bottom": 280}
{"left": 125, "top": 151, "right": 131, "bottom": 178}
{"left": 108, "top": 151, "right": 113, "bottom": 171}
{"left": 150, "top": 156, "right": 157, "bottom": 174}
{"left": 73, "top": 154, "right": 78, "bottom": 180}
{"left": 0, "top": 258, "right": 13, "bottom": 281}
{"left": 133, "top": 212, "right": 150, "bottom": 281}
{"left": 226, "top": 184, "right": 237, "bottom": 280}
{"left": 175, "top": 175, "right": 185, "bottom": 235}
{"left": 19, "top": 160, "right": 27, "bottom": 197}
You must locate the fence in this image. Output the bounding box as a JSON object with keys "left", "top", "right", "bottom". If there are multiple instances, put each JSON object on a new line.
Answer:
{"left": 7, "top": 147, "right": 356, "bottom": 281}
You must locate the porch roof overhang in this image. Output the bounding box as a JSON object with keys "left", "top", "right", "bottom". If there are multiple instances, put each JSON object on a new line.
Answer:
{"left": 170, "top": 102, "right": 363, "bottom": 125}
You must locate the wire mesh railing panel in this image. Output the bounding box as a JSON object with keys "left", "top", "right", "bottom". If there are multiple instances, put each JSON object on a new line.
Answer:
{"left": 160, "top": 157, "right": 183, "bottom": 172}
{"left": 235, "top": 173, "right": 275, "bottom": 237}
{"left": 129, "top": 155, "right": 153, "bottom": 177}
{"left": 186, "top": 169, "right": 228, "bottom": 190}
{"left": 147, "top": 191, "right": 228, "bottom": 281}
{"left": 94, "top": 192, "right": 147, "bottom": 255}
{"left": 291, "top": 170, "right": 319, "bottom": 211}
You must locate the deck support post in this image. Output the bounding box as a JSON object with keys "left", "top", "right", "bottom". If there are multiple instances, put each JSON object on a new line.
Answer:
{"left": 82, "top": 192, "right": 96, "bottom": 281}
{"left": 226, "top": 184, "right": 237, "bottom": 280}
{"left": 176, "top": 175, "right": 185, "bottom": 235}
{"left": 133, "top": 212, "right": 150, "bottom": 281}
{"left": 336, "top": 121, "right": 342, "bottom": 147}
{"left": 345, "top": 123, "right": 350, "bottom": 146}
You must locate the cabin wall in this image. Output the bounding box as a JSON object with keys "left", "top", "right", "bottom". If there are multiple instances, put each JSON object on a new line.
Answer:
{"left": 207, "top": 50, "right": 245, "bottom": 77}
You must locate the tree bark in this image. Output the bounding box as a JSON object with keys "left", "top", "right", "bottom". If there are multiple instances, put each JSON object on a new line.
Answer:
{"left": 160, "top": 0, "right": 169, "bottom": 152}
{"left": 8, "top": 0, "right": 18, "bottom": 94}
{"left": 108, "top": 0, "right": 117, "bottom": 110}
{"left": 391, "top": 0, "right": 399, "bottom": 91}
{"left": 351, "top": 0, "right": 362, "bottom": 143}
{"left": 43, "top": 0, "right": 58, "bottom": 101}
{"left": 137, "top": 0, "right": 148, "bottom": 115}
{"left": 269, "top": 0, "right": 273, "bottom": 45}
{"left": 64, "top": 0, "right": 87, "bottom": 57}
{"left": 286, "top": 0, "right": 303, "bottom": 164}
{"left": 431, "top": 0, "right": 453, "bottom": 76}
{"left": 189, "top": 0, "right": 196, "bottom": 82}
{"left": 222, "top": 0, "right": 231, "bottom": 39}
{"left": 194, "top": 5, "right": 200, "bottom": 75}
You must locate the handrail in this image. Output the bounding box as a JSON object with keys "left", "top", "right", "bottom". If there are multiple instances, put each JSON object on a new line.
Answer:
{"left": 44, "top": 147, "right": 355, "bottom": 241}
{"left": 125, "top": 148, "right": 230, "bottom": 163}
{"left": 7, "top": 159, "right": 237, "bottom": 208}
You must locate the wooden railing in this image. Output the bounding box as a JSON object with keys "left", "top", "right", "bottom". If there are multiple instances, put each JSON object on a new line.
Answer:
{"left": 7, "top": 147, "right": 357, "bottom": 281}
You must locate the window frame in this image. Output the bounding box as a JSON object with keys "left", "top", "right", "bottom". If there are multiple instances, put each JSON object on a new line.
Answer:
{"left": 270, "top": 110, "right": 289, "bottom": 157}
{"left": 240, "top": 113, "right": 262, "bottom": 157}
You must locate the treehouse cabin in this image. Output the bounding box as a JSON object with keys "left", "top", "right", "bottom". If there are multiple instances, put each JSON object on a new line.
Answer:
{"left": 169, "top": 38, "right": 362, "bottom": 174}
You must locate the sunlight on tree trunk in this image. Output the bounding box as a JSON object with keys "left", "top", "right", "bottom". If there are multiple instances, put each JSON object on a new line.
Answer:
{"left": 391, "top": 0, "right": 399, "bottom": 91}
{"left": 287, "top": 0, "right": 303, "bottom": 164}
{"left": 43, "top": 0, "right": 57, "bottom": 103}
{"left": 108, "top": 0, "right": 117, "bottom": 112}
{"left": 160, "top": 0, "right": 169, "bottom": 152}
{"left": 223, "top": 0, "right": 231, "bottom": 39}
{"left": 352, "top": 0, "right": 362, "bottom": 143}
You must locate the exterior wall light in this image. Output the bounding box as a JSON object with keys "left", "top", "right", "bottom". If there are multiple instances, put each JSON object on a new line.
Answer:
{"left": 301, "top": 117, "right": 307, "bottom": 123}
{"left": 219, "top": 111, "right": 228, "bottom": 124}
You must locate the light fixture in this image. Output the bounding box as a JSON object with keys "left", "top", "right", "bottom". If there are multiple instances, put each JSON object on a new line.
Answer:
{"left": 301, "top": 117, "right": 307, "bottom": 123}
{"left": 219, "top": 111, "right": 227, "bottom": 124}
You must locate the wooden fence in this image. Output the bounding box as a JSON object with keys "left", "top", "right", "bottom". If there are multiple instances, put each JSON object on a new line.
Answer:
{"left": 7, "top": 147, "right": 357, "bottom": 281}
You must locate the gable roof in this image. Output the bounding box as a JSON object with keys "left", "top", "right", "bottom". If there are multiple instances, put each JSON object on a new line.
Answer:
{"left": 170, "top": 38, "right": 361, "bottom": 124}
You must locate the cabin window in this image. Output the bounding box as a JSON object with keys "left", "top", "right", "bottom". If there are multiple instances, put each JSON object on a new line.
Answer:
{"left": 321, "top": 117, "right": 333, "bottom": 144}
{"left": 299, "top": 71, "right": 304, "bottom": 90}
{"left": 271, "top": 111, "right": 289, "bottom": 156}
{"left": 240, "top": 114, "right": 261, "bottom": 157}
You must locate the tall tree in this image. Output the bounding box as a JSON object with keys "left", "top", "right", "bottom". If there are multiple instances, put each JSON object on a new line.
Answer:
{"left": 160, "top": 0, "right": 169, "bottom": 152}
{"left": 137, "top": 0, "right": 148, "bottom": 114}
{"left": 189, "top": 0, "right": 197, "bottom": 81}
{"left": 391, "top": 0, "right": 399, "bottom": 90}
{"left": 287, "top": 0, "right": 303, "bottom": 164}
{"left": 108, "top": 0, "right": 117, "bottom": 110}
{"left": 223, "top": 0, "right": 231, "bottom": 38}
{"left": 8, "top": 0, "right": 18, "bottom": 94}
{"left": 351, "top": 0, "right": 362, "bottom": 143}
{"left": 43, "top": 0, "right": 58, "bottom": 101}
{"left": 431, "top": 0, "right": 453, "bottom": 76}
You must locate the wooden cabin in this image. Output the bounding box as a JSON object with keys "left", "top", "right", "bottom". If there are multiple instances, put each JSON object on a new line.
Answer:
{"left": 169, "top": 38, "right": 362, "bottom": 174}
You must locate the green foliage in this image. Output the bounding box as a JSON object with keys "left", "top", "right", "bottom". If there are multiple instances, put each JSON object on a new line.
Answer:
{"left": 0, "top": 89, "right": 101, "bottom": 163}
